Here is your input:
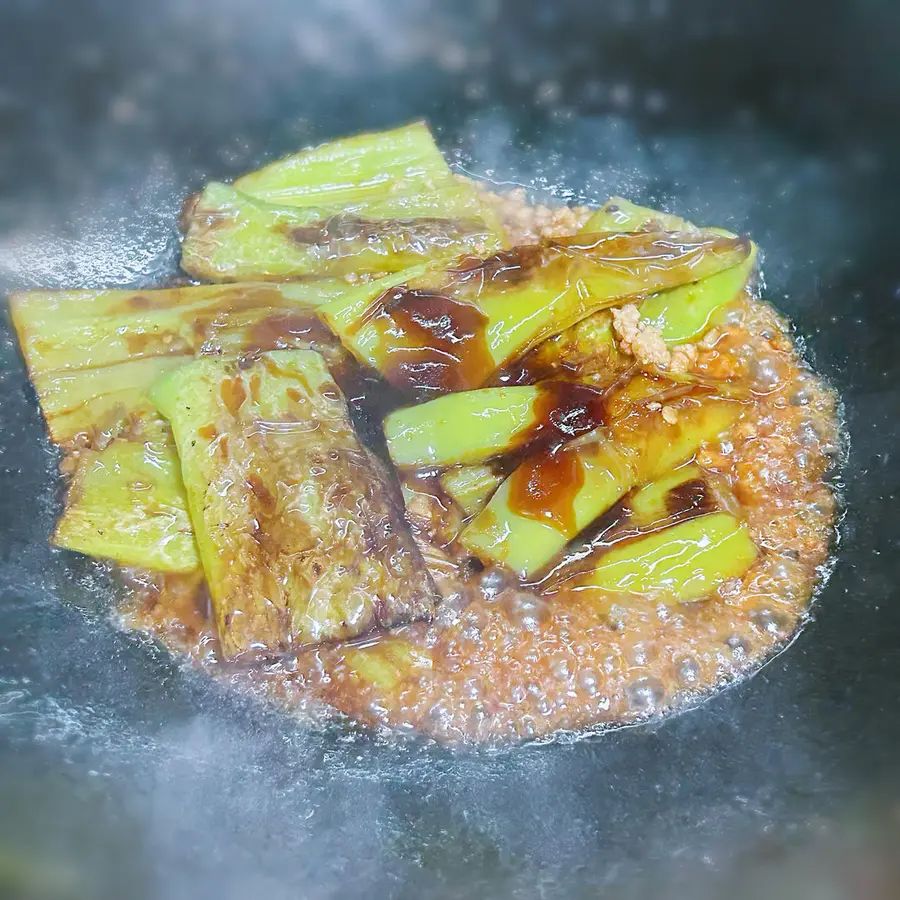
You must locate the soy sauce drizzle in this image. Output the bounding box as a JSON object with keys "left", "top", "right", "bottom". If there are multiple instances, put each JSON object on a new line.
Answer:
{"left": 357, "top": 285, "right": 495, "bottom": 398}
{"left": 503, "top": 380, "right": 609, "bottom": 537}
{"left": 523, "top": 381, "right": 608, "bottom": 454}
{"left": 508, "top": 443, "right": 585, "bottom": 538}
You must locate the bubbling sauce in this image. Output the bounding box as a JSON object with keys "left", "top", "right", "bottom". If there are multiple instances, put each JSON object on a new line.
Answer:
{"left": 116, "top": 185, "right": 842, "bottom": 745}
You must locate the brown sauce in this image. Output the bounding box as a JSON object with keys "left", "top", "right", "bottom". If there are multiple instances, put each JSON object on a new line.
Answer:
{"left": 525, "top": 381, "right": 607, "bottom": 451}
{"left": 244, "top": 311, "right": 335, "bottom": 352}
{"left": 329, "top": 356, "right": 408, "bottom": 459}
{"left": 450, "top": 244, "right": 547, "bottom": 286}
{"left": 220, "top": 376, "right": 247, "bottom": 416}
{"left": 498, "top": 380, "right": 620, "bottom": 530}
{"left": 246, "top": 472, "right": 278, "bottom": 518}
{"left": 665, "top": 478, "right": 716, "bottom": 521}
{"left": 361, "top": 286, "right": 495, "bottom": 397}
{"left": 95, "top": 285, "right": 341, "bottom": 367}
{"left": 508, "top": 444, "right": 585, "bottom": 537}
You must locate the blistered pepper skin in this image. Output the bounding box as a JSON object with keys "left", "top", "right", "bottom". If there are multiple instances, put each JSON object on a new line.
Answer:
{"left": 151, "top": 350, "right": 438, "bottom": 659}
{"left": 53, "top": 421, "right": 200, "bottom": 573}
{"left": 180, "top": 123, "right": 507, "bottom": 281}
{"left": 8, "top": 281, "right": 343, "bottom": 447}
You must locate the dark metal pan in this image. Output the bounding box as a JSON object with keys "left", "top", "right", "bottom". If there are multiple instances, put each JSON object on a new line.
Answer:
{"left": 1, "top": 1, "right": 898, "bottom": 897}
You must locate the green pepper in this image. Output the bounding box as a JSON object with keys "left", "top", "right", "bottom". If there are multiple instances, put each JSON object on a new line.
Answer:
{"left": 9, "top": 282, "right": 345, "bottom": 448}
{"left": 641, "top": 248, "right": 758, "bottom": 345}
{"left": 150, "top": 350, "right": 437, "bottom": 658}
{"left": 573, "top": 512, "right": 757, "bottom": 603}
{"left": 384, "top": 386, "right": 542, "bottom": 467}
{"left": 234, "top": 121, "right": 489, "bottom": 214}
{"left": 180, "top": 122, "right": 507, "bottom": 281}
{"left": 627, "top": 464, "right": 705, "bottom": 528}
{"left": 53, "top": 421, "right": 199, "bottom": 573}
{"left": 320, "top": 230, "right": 752, "bottom": 397}
{"left": 459, "top": 393, "right": 745, "bottom": 577}
{"left": 460, "top": 439, "right": 635, "bottom": 576}
{"left": 581, "top": 198, "right": 756, "bottom": 346}
{"left": 512, "top": 309, "right": 624, "bottom": 383}
{"left": 9, "top": 282, "right": 344, "bottom": 375}
{"left": 338, "top": 637, "right": 432, "bottom": 693}
{"left": 581, "top": 197, "right": 692, "bottom": 234}
{"left": 32, "top": 356, "right": 184, "bottom": 447}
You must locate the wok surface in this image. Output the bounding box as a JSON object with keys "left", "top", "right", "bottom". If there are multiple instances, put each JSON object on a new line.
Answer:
{"left": 1, "top": 1, "right": 899, "bottom": 897}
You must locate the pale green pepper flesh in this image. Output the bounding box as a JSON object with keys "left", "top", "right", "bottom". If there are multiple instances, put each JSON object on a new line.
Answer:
{"left": 580, "top": 198, "right": 757, "bottom": 346}
{"left": 385, "top": 386, "right": 541, "bottom": 467}
{"left": 180, "top": 183, "right": 504, "bottom": 282}
{"left": 53, "top": 422, "right": 199, "bottom": 573}
{"left": 610, "top": 394, "right": 744, "bottom": 482}
{"left": 9, "top": 282, "right": 343, "bottom": 447}
{"left": 642, "top": 248, "right": 758, "bottom": 345}
{"left": 31, "top": 356, "right": 185, "bottom": 447}
{"left": 581, "top": 197, "right": 692, "bottom": 234}
{"left": 627, "top": 464, "right": 705, "bottom": 528}
{"left": 235, "top": 121, "right": 490, "bottom": 214}
{"left": 337, "top": 638, "right": 432, "bottom": 693}
{"left": 439, "top": 465, "right": 504, "bottom": 516}
{"left": 10, "top": 282, "right": 342, "bottom": 374}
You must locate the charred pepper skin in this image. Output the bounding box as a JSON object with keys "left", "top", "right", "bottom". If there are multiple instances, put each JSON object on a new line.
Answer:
{"left": 151, "top": 350, "right": 438, "bottom": 659}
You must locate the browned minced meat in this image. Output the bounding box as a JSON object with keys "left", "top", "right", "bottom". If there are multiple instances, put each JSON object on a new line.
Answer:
{"left": 117, "top": 186, "right": 841, "bottom": 745}
{"left": 611, "top": 304, "right": 672, "bottom": 370}
{"left": 475, "top": 184, "right": 593, "bottom": 245}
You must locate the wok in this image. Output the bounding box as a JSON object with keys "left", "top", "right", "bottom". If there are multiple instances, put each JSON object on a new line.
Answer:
{"left": 0, "top": 0, "right": 898, "bottom": 897}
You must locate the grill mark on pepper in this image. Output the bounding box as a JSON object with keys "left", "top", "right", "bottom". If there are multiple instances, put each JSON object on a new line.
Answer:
{"left": 665, "top": 478, "right": 717, "bottom": 522}
{"left": 282, "top": 215, "right": 488, "bottom": 259}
